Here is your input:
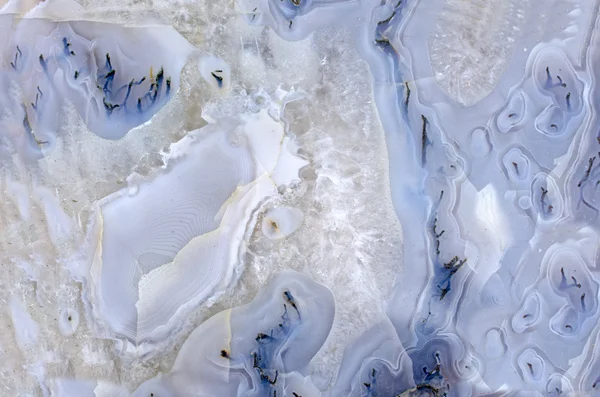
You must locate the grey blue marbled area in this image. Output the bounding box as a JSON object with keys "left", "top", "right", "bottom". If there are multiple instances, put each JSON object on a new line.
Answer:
{"left": 4, "top": 0, "right": 600, "bottom": 395}
{"left": 219, "top": 0, "right": 600, "bottom": 394}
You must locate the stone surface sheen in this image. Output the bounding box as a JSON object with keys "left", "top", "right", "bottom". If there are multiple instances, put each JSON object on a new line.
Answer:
{"left": 3, "top": 0, "right": 600, "bottom": 395}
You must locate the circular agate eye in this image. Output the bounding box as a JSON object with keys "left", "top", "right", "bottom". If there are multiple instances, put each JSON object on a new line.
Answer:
{"left": 533, "top": 47, "right": 582, "bottom": 114}
{"left": 534, "top": 105, "right": 568, "bottom": 138}
{"left": 58, "top": 307, "right": 80, "bottom": 336}
{"left": 530, "top": 173, "right": 562, "bottom": 221}
{"left": 496, "top": 90, "right": 527, "bottom": 133}
{"left": 518, "top": 195, "right": 532, "bottom": 210}
{"left": 483, "top": 328, "right": 506, "bottom": 359}
{"left": 198, "top": 54, "right": 231, "bottom": 91}
{"left": 501, "top": 146, "right": 534, "bottom": 185}
{"left": 468, "top": 127, "right": 492, "bottom": 158}
{"left": 549, "top": 305, "right": 580, "bottom": 337}
{"left": 261, "top": 206, "right": 304, "bottom": 240}
{"left": 517, "top": 348, "right": 545, "bottom": 383}
{"left": 512, "top": 293, "right": 541, "bottom": 334}
{"left": 545, "top": 373, "right": 572, "bottom": 396}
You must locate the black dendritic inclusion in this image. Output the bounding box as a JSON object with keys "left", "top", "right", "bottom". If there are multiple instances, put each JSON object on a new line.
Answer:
{"left": 545, "top": 66, "right": 569, "bottom": 90}
{"left": 251, "top": 290, "right": 299, "bottom": 396}
{"left": 374, "top": 1, "right": 404, "bottom": 49}
{"left": 211, "top": 70, "right": 224, "bottom": 88}
{"left": 421, "top": 115, "right": 431, "bottom": 167}
{"left": 539, "top": 186, "right": 554, "bottom": 216}
{"left": 576, "top": 150, "right": 600, "bottom": 213}
{"left": 428, "top": 191, "right": 467, "bottom": 302}
{"left": 20, "top": 84, "right": 49, "bottom": 146}
{"left": 10, "top": 45, "right": 22, "bottom": 70}
{"left": 62, "top": 37, "right": 76, "bottom": 57}
{"left": 363, "top": 357, "right": 447, "bottom": 396}
{"left": 97, "top": 52, "right": 173, "bottom": 115}
{"left": 12, "top": 35, "right": 175, "bottom": 119}
{"left": 218, "top": 290, "right": 304, "bottom": 397}
{"left": 21, "top": 104, "right": 48, "bottom": 146}
{"left": 559, "top": 267, "right": 583, "bottom": 290}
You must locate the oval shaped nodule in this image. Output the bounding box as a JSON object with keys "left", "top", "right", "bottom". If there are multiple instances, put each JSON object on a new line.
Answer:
{"left": 261, "top": 206, "right": 305, "bottom": 240}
